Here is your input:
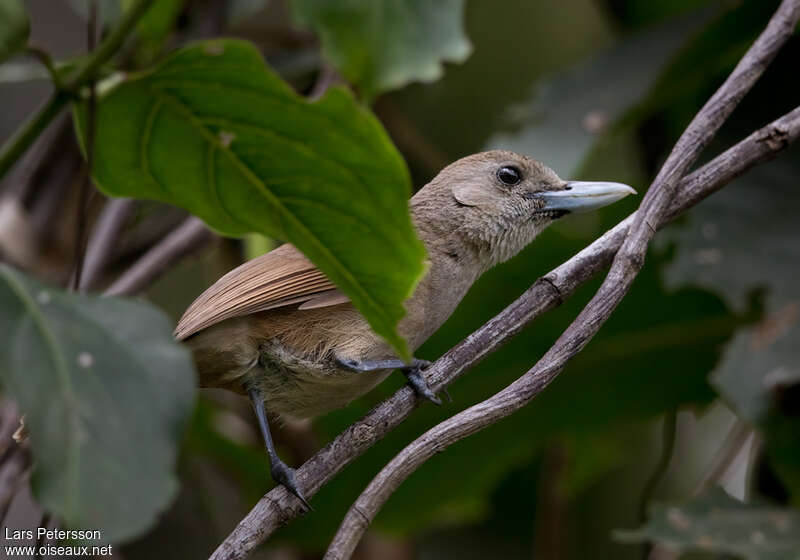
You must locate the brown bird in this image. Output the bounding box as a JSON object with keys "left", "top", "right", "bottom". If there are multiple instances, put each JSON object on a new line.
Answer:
{"left": 175, "top": 150, "right": 635, "bottom": 507}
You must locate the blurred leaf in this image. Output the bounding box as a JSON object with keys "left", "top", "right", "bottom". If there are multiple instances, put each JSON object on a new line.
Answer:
{"left": 290, "top": 0, "right": 472, "bottom": 102}
{"left": 621, "top": 0, "right": 776, "bottom": 140}
{"left": 606, "top": 0, "right": 714, "bottom": 29}
{"left": 70, "top": 0, "right": 183, "bottom": 55}
{"left": 243, "top": 232, "right": 277, "bottom": 261}
{"left": 0, "top": 0, "right": 28, "bottom": 64}
{"left": 76, "top": 39, "right": 425, "bottom": 359}
{"left": 0, "top": 265, "right": 196, "bottom": 542}
{"left": 615, "top": 487, "right": 800, "bottom": 559}
{"left": 487, "top": 10, "right": 707, "bottom": 177}
{"left": 384, "top": 0, "right": 616, "bottom": 165}
{"left": 661, "top": 149, "right": 800, "bottom": 502}
{"left": 186, "top": 399, "right": 272, "bottom": 501}
{"left": 0, "top": 60, "right": 48, "bottom": 83}
{"left": 66, "top": 0, "right": 123, "bottom": 28}
{"left": 228, "top": 0, "right": 269, "bottom": 23}
{"left": 123, "top": 0, "right": 184, "bottom": 60}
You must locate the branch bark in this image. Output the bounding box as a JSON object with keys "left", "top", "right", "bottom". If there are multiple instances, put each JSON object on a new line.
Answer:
{"left": 211, "top": 25, "right": 800, "bottom": 560}
{"left": 79, "top": 198, "right": 138, "bottom": 291}
{"left": 324, "top": 1, "right": 800, "bottom": 556}
{"left": 104, "top": 216, "right": 215, "bottom": 296}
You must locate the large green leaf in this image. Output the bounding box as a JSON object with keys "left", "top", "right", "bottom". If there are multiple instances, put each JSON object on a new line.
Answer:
{"left": 290, "top": 0, "right": 472, "bottom": 101}
{"left": 77, "top": 39, "right": 426, "bottom": 359}
{"left": 0, "top": 264, "right": 196, "bottom": 542}
{"left": 616, "top": 487, "right": 800, "bottom": 559}
{"left": 0, "top": 0, "right": 28, "bottom": 64}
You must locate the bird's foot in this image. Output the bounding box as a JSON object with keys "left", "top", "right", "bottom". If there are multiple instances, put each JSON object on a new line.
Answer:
{"left": 400, "top": 360, "right": 442, "bottom": 406}
{"left": 334, "top": 356, "right": 444, "bottom": 405}
{"left": 270, "top": 459, "right": 313, "bottom": 512}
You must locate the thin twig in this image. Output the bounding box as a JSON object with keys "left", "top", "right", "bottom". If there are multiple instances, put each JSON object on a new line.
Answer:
{"left": 695, "top": 419, "right": 753, "bottom": 493}
{"left": 79, "top": 198, "right": 138, "bottom": 291}
{"left": 71, "top": 0, "right": 99, "bottom": 291}
{"left": 638, "top": 409, "right": 679, "bottom": 523}
{"left": 24, "top": 46, "right": 61, "bottom": 88}
{"left": 0, "top": 112, "right": 70, "bottom": 202}
{"left": 323, "top": 3, "right": 800, "bottom": 556}
{"left": 638, "top": 408, "right": 678, "bottom": 560}
{"left": 104, "top": 216, "right": 215, "bottom": 296}
{"left": 308, "top": 63, "right": 339, "bottom": 101}
{"left": 211, "top": 102, "right": 800, "bottom": 560}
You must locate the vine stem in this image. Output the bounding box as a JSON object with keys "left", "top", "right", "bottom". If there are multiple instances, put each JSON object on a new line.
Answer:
{"left": 0, "top": 0, "right": 157, "bottom": 180}
{"left": 24, "top": 46, "right": 61, "bottom": 87}
{"left": 70, "top": 0, "right": 99, "bottom": 291}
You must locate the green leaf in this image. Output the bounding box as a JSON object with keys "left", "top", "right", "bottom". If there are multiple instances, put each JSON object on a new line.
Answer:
{"left": 0, "top": 264, "right": 196, "bottom": 542}
{"left": 0, "top": 0, "right": 29, "bottom": 64}
{"left": 123, "top": 0, "right": 184, "bottom": 61}
{"left": 615, "top": 487, "right": 800, "bottom": 559}
{"left": 661, "top": 149, "right": 800, "bottom": 502}
{"left": 228, "top": 0, "right": 269, "bottom": 23}
{"left": 290, "top": 0, "right": 472, "bottom": 101}
{"left": 77, "top": 39, "right": 426, "bottom": 359}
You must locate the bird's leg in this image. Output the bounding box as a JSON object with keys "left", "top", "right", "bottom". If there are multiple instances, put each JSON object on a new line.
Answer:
{"left": 335, "top": 357, "right": 442, "bottom": 405}
{"left": 246, "top": 385, "right": 312, "bottom": 511}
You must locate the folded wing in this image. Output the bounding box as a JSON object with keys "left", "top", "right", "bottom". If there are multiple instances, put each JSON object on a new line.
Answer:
{"left": 174, "top": 243, "right": 348, "bottom": 340}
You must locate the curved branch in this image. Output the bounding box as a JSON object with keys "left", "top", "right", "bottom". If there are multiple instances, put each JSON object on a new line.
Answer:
{"left": 79, "top": 198, "right": 138, "bottom": 291}
{"left": 324, "top": 1, "right": 800, "bottom": 555}
{"left": 104, "top": 216, "right": 215, "bottom": 296}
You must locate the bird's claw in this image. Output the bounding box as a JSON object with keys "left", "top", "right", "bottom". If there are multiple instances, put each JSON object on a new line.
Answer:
{"left": 402, "top": 363, "right": 442, "bottom": 406}
{"left": 270, "top": 460, "right": 313, "bottom": 512}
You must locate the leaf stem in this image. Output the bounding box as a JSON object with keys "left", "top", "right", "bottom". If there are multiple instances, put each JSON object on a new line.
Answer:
{"left": 25, "top": 45, "right": 61, "bottom": 87}
{"left": 0, "top": 91, "right": 71, "bottom": 180}
{"left": 0, "top": 0, "right": 157, "bottom": 181}
{"left": 638, "top": 408, "right": 678, "bottom": 560}
{"left": 71, "top": 0, "right": 100, "bottom": 291}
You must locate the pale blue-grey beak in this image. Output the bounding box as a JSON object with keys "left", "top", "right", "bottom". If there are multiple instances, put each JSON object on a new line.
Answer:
{"left": 538, "top": 181, "right": 637, "bottom": 214}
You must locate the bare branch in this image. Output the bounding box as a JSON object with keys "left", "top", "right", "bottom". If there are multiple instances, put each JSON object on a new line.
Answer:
{"left": 79, "top": 198, "right": 138, "bottom": 291}
{"left": 104, "top": 216, "right": 215, "bottom": 296}
{"left": 324, "top": 2, "right": 800, "bottom": 556}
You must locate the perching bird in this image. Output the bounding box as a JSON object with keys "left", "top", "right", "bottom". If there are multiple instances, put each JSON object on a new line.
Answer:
{"left": 175, "top": 150, "right": 635, "bottom": 508}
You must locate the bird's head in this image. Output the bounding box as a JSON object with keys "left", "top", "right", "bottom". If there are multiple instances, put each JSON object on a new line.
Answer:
{"left": 413, "top": 149, "right": 636, "bottom": 268}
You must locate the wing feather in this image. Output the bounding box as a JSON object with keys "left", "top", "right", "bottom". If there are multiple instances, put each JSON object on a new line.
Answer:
{"left": 174, "top": 243, "right": 347, "bottom": 340}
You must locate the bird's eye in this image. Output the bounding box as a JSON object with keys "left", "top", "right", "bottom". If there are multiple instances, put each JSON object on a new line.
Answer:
{"left": 497, "top": 166, "right": 522, "bottom": 186}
